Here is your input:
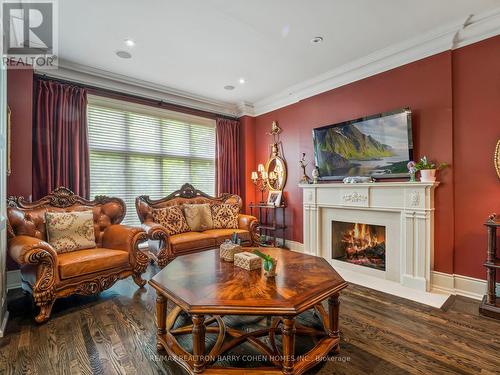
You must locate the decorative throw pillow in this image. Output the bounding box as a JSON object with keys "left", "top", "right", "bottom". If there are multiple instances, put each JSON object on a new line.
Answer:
{"left": 183, "top": 203, "right": 213, "bottom": 232}
{"left": 45, "top": 210, "right": 96, "bottom": 253}
{"left": 152, "top": 206, "right": 191, "bottom": 236}
{"left": 211, "top": 203, "right": 240, "bottom": 229}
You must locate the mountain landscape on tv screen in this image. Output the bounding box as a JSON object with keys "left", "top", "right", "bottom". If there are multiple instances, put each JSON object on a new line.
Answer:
{"left": 314, "top": 122, "right": 409, "bottom": 177}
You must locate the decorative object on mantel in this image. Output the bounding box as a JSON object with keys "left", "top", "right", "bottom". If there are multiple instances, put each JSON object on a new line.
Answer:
{"left": 220, "top": 238, "right": 243, "bottom": 262}
{"left": 311, "top": 166, "right": 320, "bottom": 184}
{"left": 415, "top": 156, "right": 449, "bottom": 182}
{"left": 479, "top": 213, "right": 500, "bottom": 319}
{"left": 299, "top": 153, "right": 312, "bottom": 184}
{"left": 407, "top": 161, "right": 417, "bottom": 182}
{"left": 342, "top": 176, "right": 375, "bottom": 184}
{"left": 234, "top": 251, "right": 262, "bottom": 271}
{"left": 494, "top": 139, "right": 500, "bottom": 179}
{"left": 254, "top": 249, "right": 278, "bottom": 277}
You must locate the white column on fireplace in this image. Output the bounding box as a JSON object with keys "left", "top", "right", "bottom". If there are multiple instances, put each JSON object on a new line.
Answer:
{"left": 300, "top": 182, "right": 439, "bottom": 293}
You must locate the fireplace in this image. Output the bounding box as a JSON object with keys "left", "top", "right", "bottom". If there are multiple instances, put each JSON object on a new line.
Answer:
{"left": 332, "top": 221, "right": 386, "bottom": 271}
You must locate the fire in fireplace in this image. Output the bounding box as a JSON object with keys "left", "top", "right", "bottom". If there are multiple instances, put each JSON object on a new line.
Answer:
{"left": 331, "top": 221, "right": 386, "bottom": 271}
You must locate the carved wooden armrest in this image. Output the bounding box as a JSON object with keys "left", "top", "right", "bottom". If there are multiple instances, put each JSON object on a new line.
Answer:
{"left": 8, "top": 235, "right": 59, "bottom": 304}
{"left": 9, "top": 235, "right": 58, "bottom": 268}
{"left": 142, "top": 221, "right": 170, "bottom": 242}
{"left": 141, "top": 221, "right": 172, "bottom": 268}
{"left": 238, "top": 214, "right": 260, "bottom": 245}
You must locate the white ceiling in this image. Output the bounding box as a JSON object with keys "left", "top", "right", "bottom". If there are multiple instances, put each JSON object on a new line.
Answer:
{"left": 58, "top": 0, "right": 500, "bottom": 109}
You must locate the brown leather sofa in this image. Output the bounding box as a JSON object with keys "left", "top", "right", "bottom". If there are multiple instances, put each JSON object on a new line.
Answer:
{"left": 7, "top": 187, "right": 149, "bottom": 323}
{"left": 136, "top": 183, "right": 259, "bottom": 267}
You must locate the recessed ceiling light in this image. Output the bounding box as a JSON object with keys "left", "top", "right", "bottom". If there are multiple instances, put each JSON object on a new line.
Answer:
{"left": 239, "top": 78, "right": 246, "bottom": 84}
{"left": 116, "top": 50, "right": 132, "bottom": 59}
{"left": 124, "top": 39, "right": 135, "bottom": 47}
{"left": 224, "top": 85, "right": 235, "bottom": 91}
{"left": 311, "top": 36, "right": 324, "bottom": 44}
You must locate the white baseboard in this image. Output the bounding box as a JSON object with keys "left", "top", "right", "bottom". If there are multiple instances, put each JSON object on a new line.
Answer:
{"left": 431, "top": 271, "right": 500, "bottom": 301}
{"left": 284, "top": 240, "right": 497, "bottom": 301}
{"left": 6, "top": 270, "right": 21, "bottom": 291}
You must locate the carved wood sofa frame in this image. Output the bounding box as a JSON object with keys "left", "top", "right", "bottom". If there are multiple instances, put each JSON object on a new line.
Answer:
{"left": 7, "top": 187, "right": 149, "bottom": 323}
{"left": 136, "top": 183, "right": 259, "bottom": 267}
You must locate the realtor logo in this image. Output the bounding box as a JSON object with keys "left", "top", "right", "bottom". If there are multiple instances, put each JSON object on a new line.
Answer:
{"left": 2, "top": 0, "right": 58, "bottom": 68}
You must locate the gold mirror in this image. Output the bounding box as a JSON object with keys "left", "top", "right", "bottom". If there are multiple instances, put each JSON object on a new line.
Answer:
{"left": 266, "top": 155, "right": 287, "bottom": 191}
{"left": 495, "top": 139, "right": 500, "bottom": 179}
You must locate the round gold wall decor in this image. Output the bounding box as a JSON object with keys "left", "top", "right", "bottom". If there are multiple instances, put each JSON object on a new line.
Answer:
{"left": 495, "top": 140, "right": 500, "bottom": 179}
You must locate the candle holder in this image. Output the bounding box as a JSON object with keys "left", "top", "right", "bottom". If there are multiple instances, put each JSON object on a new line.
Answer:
{"left": 251, "top": 164, "right": 277, "bottom": 203}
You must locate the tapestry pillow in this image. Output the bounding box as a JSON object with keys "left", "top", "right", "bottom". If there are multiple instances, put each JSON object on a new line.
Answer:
{"left": 152, "top": 206, "right": 191, "bottom": 236}
{"left": 183, "top": 203, "right": 214, "bottom": 232}
{"left": 45, "top": 210, "right": 96, "bottom": 253}
{"left": 211, "top": 203, "right": 239, "bottom": 229}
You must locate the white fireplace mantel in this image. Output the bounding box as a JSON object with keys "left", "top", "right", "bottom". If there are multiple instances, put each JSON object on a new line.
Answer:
{"left": 299, "top": 181, "right": 439, "bottom": 296}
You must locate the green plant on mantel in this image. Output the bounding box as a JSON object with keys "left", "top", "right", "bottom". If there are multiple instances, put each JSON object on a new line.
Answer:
{"left": 253, "top": 249, "right": 275, "bottom": 272}
{"left": 415, "top": 156, "right": 449, "bottom": 171}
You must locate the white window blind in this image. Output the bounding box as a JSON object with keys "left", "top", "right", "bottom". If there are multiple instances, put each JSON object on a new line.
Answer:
{"left": 87, "top": 96, "right": 216, "bottom": 225}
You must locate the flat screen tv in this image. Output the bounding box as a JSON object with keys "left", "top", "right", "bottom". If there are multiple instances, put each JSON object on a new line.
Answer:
{"left": 312, "top": 108, "right": 413, "bottom": 180}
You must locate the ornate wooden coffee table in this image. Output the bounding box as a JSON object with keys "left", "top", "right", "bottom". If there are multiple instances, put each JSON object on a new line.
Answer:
{"left": 149, "top": 248, "right": 347, "bottom": 374}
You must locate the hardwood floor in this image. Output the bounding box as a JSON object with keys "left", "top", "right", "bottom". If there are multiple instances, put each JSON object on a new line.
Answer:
{"left": 1, "top": 265, "right": 499, "bottom": 375}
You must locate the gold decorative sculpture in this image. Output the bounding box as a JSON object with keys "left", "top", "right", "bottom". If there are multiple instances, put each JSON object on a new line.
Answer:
{"left": 299, "top": 153, "right": 311, "bottom": 184}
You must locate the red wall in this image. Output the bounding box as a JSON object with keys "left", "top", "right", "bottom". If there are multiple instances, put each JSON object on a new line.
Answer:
{"left": 452, "top": 37, "right": 500, "bottom": 279}
{"left": 248, "top": 35, "right": 500, "bottom": 279}
{"left": 7, "top": 67, "right": 33, "bottom": 199}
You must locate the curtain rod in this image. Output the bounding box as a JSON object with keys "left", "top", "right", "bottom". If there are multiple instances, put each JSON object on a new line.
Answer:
{"left": 33, "top": 73, "right": 238, "bottom": 121}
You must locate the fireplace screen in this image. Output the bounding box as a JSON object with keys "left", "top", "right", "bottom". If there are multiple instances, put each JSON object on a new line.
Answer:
{"left": 331, "top": 221, "right": 386, "bottom": 271}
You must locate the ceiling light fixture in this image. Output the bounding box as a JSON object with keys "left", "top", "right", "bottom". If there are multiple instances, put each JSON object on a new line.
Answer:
{"left": 311, "top": 36, "right": 324, "bottom": 44}
{"left": 116, "top": 50, "right": 132, "bottom": 59}
{"left": 224, "top": 85, "right": 235, "bottom": 91}
{"left": 124, "top": 39, "right": 135, "bottom": 47}
{"left": 239, "top": 78, "right": 246, "bottom": 84}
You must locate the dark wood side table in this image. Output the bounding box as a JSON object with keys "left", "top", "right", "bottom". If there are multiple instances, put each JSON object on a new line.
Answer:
{"left": 249, "top": 202, "right": 287, "bottom": 248}
{"left": 479, "top": 214, "right": 500, "bottom": 319}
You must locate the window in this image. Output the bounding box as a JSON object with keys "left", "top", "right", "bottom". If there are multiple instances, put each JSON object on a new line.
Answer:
{"left": 87, "top": 96, "right": 216, "bottom": 225}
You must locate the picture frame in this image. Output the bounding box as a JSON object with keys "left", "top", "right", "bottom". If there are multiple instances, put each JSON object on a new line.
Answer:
{"left": 267, "top": 190, "right": 282, "bottom": 207}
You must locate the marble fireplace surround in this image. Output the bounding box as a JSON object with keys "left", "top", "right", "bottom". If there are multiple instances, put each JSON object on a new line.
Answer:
{"left": 299, "top": 182, "right": 450, "bottom": 307}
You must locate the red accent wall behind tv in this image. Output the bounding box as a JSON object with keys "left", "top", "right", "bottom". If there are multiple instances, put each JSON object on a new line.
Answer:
{"left": 248, "top": 36, "right": 500, "bottom": 279}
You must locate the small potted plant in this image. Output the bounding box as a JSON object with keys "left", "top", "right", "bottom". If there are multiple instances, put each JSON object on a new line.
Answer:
{"left": 254, "top": 249, "right": 277, "bottom": 277}
{"left": 415, "top": 156, "right": 449, "bottom": 182}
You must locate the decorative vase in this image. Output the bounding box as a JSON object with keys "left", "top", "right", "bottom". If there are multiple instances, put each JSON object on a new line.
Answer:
{"left": 409, "top": 172, "right": 417, "bottom": 182}
{"left": 420, "top": 169, "right": 436, "bottom": 182}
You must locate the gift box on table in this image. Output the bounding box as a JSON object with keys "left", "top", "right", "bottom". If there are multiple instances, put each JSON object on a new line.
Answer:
{"left": 234, "top": 251, "right": 262, "bottom": 270}
{"left": 220, "top": 242, "right": 243, "bottom": 262}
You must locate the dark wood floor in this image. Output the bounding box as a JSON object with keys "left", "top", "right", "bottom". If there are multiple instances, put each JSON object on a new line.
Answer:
{"left": 1, "top": 265, "right": 499, "bottom": 375}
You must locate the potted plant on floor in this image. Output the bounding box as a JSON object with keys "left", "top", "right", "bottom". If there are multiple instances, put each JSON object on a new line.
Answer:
{"left": 415, "top": 156, "right": 449, "bottom": 182}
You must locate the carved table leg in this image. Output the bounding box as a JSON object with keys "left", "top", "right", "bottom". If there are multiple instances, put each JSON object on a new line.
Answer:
{"left": 282, "top": 317, "right": 296, "bottom": 375}
{"left": 328, "top": 293, "right": 340, "bottom": 354}
{"left": 192, "top": 315, "right": 206, "bottom": 373}
{"left": 156, "top": 293, "right": 167, "bottom": 352}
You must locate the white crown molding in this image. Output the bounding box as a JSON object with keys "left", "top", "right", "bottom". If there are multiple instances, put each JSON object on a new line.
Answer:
{"left": 36, "top": 59, "right": 240, "bottom": 117}
{"left": 251, "top": 7, "right": 500, "bottom": 117}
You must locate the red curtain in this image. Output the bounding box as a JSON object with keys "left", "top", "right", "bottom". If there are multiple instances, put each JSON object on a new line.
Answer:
{"left": 216, "top": 117, "right": 241, "bottom": 196}
{"left": 33, "top": 79, "right": 89, "bottom": 200}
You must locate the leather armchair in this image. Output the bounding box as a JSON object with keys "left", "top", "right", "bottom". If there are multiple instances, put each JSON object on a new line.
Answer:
{"left": 136, "top": 183, "right": 259, "bottom": 267}
{"left": 7, "top": 187, "right": 148, "bottom": 323}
